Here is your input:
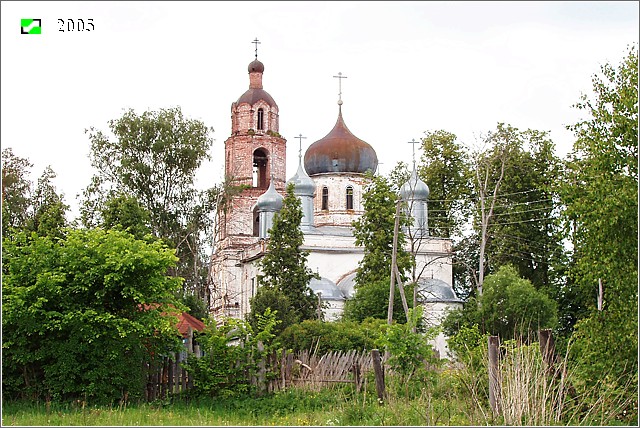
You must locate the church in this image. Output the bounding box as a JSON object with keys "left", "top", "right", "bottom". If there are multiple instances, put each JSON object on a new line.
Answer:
{"left": 208, "top": 49, "right": 462, "bottom": 357}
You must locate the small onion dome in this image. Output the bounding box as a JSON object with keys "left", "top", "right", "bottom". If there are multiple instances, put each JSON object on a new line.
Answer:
{"left": 417, "top": 278, "right": 462, "bottom": 304}
{"left": 400, "top": 168, "right": 430, "bottom": 201}
{"left": 256, "top": 180, "right": 283, "bottom": 212}
{"left": 287, "top": 161, "right": 316, "bottom": 197}
{"left": 248, "top": 59, "right": 264, "bottom": 73}
{"left": 304, "top": 108, "right": 378, "bottom": 176}
{"left": 309, "top": 277, "right": 345, "bottom": 301}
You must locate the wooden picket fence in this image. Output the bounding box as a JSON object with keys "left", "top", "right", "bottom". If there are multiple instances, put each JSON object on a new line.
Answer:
{"left": 143, "top": 346, "right": 377, "bottom": 400}
{"left": 143, "top": 350, "right": 201, "bottom": 401}
{"left": 269, "top": 349, "right": 374, "bottom": 392}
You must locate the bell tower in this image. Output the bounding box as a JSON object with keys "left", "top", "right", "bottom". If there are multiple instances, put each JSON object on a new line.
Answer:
{"left": 222, "top": 51, "right": 287, "bottom": 241}
{"left": 210, "top": 42, "right": 287, "bottom": 320}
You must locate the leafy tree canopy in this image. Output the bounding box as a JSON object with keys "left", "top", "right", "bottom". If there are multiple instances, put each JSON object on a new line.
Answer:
{"left": 2, "top": 228, "right": 183, "bottom": 403}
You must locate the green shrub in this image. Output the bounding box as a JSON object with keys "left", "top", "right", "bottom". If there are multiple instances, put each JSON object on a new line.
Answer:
{"left": 279, "top": 317, "right": 387, "bottom": 354}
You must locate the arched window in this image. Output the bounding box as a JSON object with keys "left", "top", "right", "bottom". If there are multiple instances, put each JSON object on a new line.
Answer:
{"left": 257, "top": 108, "right": 264, "bottom": 130}
{"left": 346, "top": 186, "right": 354, "bottom": 210}
{"left": 252, "top": 148, "right": 268, "bottom": 188}
{"left": 321, "top": 186, "right": 329, "bottom": 210}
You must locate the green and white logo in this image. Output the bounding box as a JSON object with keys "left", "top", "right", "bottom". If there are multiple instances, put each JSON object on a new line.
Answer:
{"left": 21, "top": 18, "right": 41, "bottom": 34}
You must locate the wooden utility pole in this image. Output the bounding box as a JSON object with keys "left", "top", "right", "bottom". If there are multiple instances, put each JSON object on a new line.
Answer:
{"left": 387, "top": 199, "right": 402, "bottom": 325}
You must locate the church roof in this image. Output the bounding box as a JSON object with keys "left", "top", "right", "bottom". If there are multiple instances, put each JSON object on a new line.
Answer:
{"left": 304, "top": 106, "right": 378, "bottom": 176}
{"left": 417, "top": 278, "right": 462, "bottom": 303}
{"left": 309, "top": 277, "right": 345, "bottom": 301}
{"left": 237, "top": 88, "right": 277, "bottom": 107}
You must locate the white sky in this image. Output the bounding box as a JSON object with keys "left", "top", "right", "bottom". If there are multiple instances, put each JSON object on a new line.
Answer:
{"left": 1, "top": 1, "right": 638, "bottom": 221}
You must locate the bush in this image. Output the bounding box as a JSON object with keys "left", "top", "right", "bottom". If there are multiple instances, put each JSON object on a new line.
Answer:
{"left": 279, "top": 317, "right": 387, "bottom": 355}
{"left": 443, "top": 265, "right": 557, "bottom": 340}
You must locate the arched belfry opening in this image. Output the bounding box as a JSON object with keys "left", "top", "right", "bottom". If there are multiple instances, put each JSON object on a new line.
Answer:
{"left": 257, "top": 108, "right": 264, "bottom": 130}
{"left": 253, "top": 148, "right": 268, "bottom": 188}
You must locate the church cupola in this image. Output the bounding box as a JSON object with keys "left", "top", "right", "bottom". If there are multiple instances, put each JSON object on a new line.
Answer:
{"left": 304, "top": 105, "right": 378, "bottom": 176}
{"left": 287, "top": 135, "right": 316, "bottom": 230}
{"left": 256, "top": 177, "right": 283, "bottom": 238}
{"left": 400, "top": 145, "right": 429, "bottom": 237}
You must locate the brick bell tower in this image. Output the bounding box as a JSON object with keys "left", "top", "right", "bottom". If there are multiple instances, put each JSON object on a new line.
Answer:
{"left": 210, "top": 43, "right": 287, "bottom": 318}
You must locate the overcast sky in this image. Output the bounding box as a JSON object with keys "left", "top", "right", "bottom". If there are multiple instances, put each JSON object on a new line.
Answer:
{"left": 1, "top": 1, "right": 638, "bottom": 220}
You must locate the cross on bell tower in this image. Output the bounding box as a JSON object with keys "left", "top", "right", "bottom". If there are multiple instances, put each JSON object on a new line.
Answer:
{"left": 252, "top": 37, "right": 261, "bottom": 59}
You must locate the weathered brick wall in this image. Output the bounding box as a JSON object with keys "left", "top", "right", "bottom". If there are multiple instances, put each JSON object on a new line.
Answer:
{"left": 311, "top": 173, "right": 369, "bottom": 226}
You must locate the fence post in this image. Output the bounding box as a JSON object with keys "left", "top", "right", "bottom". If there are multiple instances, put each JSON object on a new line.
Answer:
{"left": 167, "top": 353, "right": 175, "bottom": 396}
{"left": 488, "top": 335, "right": 501, "bottom": 416}
{"left": 353, "top": 362, "right": 361, "bottom": 393}
{"left": 371, "top": 349, "right": 385, "bottom": 404}
{"left": 160, "top": 357, "right": 168, "bottom": 399}
{"left": 257, "top": 340, "right": 266, "bottom": 395}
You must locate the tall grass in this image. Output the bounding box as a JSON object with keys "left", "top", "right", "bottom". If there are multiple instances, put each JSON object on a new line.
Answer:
{"left": 3, "top": 340, "right": 637, "bottom": 426}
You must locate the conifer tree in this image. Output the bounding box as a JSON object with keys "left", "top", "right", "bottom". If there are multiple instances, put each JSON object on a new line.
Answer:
{"left": 249, "top": 183, "right": 318, "bottom": 333}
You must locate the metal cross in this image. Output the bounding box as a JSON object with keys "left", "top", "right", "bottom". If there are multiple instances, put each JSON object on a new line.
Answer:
{"left": 408, "top": 139, "right": 421, "bottom": 166}
{"left": 295, "top": 134, "right": 307, "bottom": 158}
{"left": 252, "top": 37, "right": 261, "bottom": 59}
{"left": 333, "top": 72, "right": 347, "bottom": 103}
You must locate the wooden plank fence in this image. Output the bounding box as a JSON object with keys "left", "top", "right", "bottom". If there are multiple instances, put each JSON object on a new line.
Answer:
{"left": 144, "top": 348, "right": 376, "bottom": 400}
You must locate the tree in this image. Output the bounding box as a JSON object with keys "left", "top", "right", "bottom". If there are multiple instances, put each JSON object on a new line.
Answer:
{"left": 2, "top": 228, "right": 184, "bottom": 403}
{"left": 81, "top": 107, "right": 217, "bottom": 297}
{"left": 26, "top": 166, "right": 69, "bottom": 239}
{"left": 418, "top": 130, "right": 472, "bottom": 239}
{"left": 561, "top": 45, "right": 637, "bottom": 399}
{"left": 249, "top": 183, "right": 318, "bottom": 334}
{"left": 100, "top": 193, "right": 152, "bottom": 240}
{"left": 1, "top": 148, "right": 32, "bottom": 237}
{"left": 1, "top": 150, "right": 68, "bottom": 240}
{"left": 343, "top": 173, "right": 413, "bottom": 323}
{"left": 482, "top": 129, "right": 566, "bottom": 294}
{"left": 442, "top": 265, "right": 558, "bottom": 340}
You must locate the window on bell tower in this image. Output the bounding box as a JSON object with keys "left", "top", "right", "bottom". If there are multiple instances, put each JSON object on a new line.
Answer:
{"left": 346, "top": 186, "right": 354, "bottom": 210}
{"left": 257, "top": 108, "right": 264, "bottom": 131}
{"left": 252, "top": 148, "right": 268, "bottom": 188}
{"left": 322, "top": 186, "right": 329, "bottom": 210}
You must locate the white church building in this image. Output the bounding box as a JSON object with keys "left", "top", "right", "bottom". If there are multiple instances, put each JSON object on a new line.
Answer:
{"left": 208, "top": 53, "right": 462, "bottom": 357}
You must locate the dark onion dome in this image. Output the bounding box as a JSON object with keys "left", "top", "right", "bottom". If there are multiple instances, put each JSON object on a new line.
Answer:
{"left": 287, "top": 159, "right": 316, "bottom": 197}
{"left": 399, "top": 168, "right": 430, "bottom": 201}
{"left": 248, "top": 59, "right": 264, "bottom": 73}
{"left": 304, "top": 107, "right": 378, "bottom": 175}
{"left": 417, "top": 278, "right": 462, "bottom": 303}
{"left": 256, "top": 179, "right": 283, "bottom": 212}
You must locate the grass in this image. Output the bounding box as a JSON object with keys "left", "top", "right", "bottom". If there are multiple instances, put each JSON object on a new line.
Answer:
{"left": 2, "top": 378, "right": 488, "bottom": 426}
{"left": 3, "top": 349, "right": 637, "bottom": 426}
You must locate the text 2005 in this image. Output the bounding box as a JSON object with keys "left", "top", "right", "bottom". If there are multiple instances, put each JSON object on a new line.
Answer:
{"left": 58, "top": 19, "right": 94, "bottom": 32}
